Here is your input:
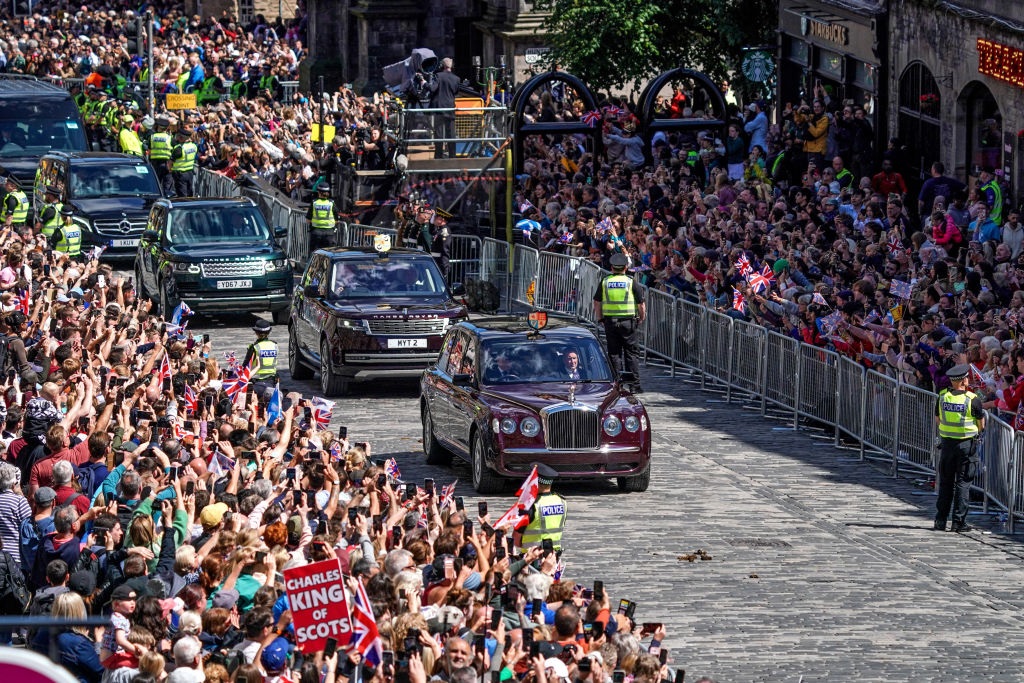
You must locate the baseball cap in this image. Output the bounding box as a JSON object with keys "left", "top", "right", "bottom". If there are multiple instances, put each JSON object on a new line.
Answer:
{"left": 199, "top": 502, "right": 229, "bottom": 528}
{"left": 261, "top": 637, "right": 290, "bottom": 672}
{"left": 34, "top": 486, "right": 56, "bottom": 505}
{"left": 69, "top": 570, "right": 96, "bottom": 596}
{"left": 544, "top": 657, "right": 569, "bottom": 681}
{"left": 211, "top": 588, "right": 240, "bottom": 610}
{"left": 111, "top": 584, "right": 138, "bottom": 602}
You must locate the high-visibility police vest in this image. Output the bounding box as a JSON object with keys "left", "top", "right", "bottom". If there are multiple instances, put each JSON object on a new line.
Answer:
{"left": 171, "top": 142, "right": 198, "bottom": 172}
{"left": 601, "top": 273, "right": 637, "bottom": 318}
{"left": 149, "top": 131, "right": 173, "bottom": 160}
{"left": 310, "top": 199, "right": 336, "bottom": 230}
{"left": 771, "top": 151, "right": 786, "bottom": 177}
{"left": 55, "top": 221, "right": 82, "bottom": 256}
{"left": 2, "top": 190, "right": 28, "bottom": 224}
{"left": 519, "top": 492, "right": 566, "bottom": 550}
{"left": 835, "top": 167, "right": 854, "bottom": 189}
{"left": 937, "top": 389, "right": 980, "bottom": 440}
{"left": 230, "top": 80, "right": 247, "bottom": 100}
{"left": 982, "top": 179, "right": 1003, "bottom": 226}
{"left": 119, "top": 128, "right": 144, "bottom": 156}
{"left": 250, "top": 340, "right": 278, "bottom": 379}
{"left": 685, "top": 150, "right": 698, "bottom": 168}
{"left": 197, "top": 76, "right": 221, "bottom": 105}
{"left": 41, "top": 202, "right": 63, "bottom": 236}
{"left": 260, "top": 75, "right": 276, "bottom": 92}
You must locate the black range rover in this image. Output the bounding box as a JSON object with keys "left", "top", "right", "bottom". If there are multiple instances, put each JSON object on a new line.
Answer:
{"left": 289, "top": 245, "right": 468, "bottom": 396}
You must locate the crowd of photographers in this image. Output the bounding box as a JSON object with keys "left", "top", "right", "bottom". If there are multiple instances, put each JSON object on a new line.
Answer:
{"left": 513, "top": 84, "right": 1024, "bottom": 414}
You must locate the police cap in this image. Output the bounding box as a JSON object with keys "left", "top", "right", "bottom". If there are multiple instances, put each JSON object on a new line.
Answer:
{"left": 45, "top": 185, "right": 59, "bottom": 196}
{"left": 60, "top": 205, "right": 75, "bottom": 216}
{"left": 178, "top": 126, "right": 194, "bottom": 136}
{"left": 609, "top": 253, "right": 628, "bottom": 269}
{"left": 947, "top": 364, "right": 970, "bottom": 380}
{"left": 253, "top": 319, "right": 272, "bottom": 334}
{"left": 155, "top": 116, "right": 170, "bottom": 128}
{"left": 317, "top": 185, "right": 331, "bottom": 195}
{"left": 534, "top": 463, "right": 558, "bottom": 485}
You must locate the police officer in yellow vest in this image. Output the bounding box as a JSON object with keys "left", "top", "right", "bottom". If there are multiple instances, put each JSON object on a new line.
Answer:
{"left": 593, "top": 252, "right": 646, "bottom": 392}
{"left": 979, "top": 166, "right": 1003, "bottom": 227}
{"left": 118, "top": 115, "right": 144, "bottom": 157}
{"left": 306, "top": 185, "right": 337, "bottom": 251}
{"left": 149, "top": 117, "right": 174, "bottom": 196}
{"left": 934, "top": 364, "right": 985, "bottom": 532}
{"left": 242, "top": 318, "right": 279, "bottom": 401}
{"left": 35, "top": 185, "right": 62, "bottom": 237}
{"left": 50, "top": 205, "right": 82, "bottom": 258}
{"left": 1, "top": 176, "right": 29, "bottom": 229}
{"left": 515, "top": 463, "right": 566, "bottom": 553}
{"left": 170, "top": 126, "right": 198, "bottom": 198}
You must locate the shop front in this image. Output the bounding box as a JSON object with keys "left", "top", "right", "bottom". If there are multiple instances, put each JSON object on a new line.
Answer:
{"left": 777, "top": 0, "right": 887, "bottom": 156}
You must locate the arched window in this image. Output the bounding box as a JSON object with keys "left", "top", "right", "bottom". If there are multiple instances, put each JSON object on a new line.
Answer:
{"left": 897, "top": 62, "right": 941, "bottom": 187}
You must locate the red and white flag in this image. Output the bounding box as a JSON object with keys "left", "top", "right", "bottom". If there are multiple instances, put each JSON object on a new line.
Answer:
{"left": 493, "top": 466, "right": 540, "bottom": 531}
{"left": 158, "top": 352, "right": 172, "bottom": 386}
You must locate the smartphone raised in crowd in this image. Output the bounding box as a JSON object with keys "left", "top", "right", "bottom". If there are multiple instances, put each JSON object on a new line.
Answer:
{"left": 323, "top": 637, "right": 338, "bottom": 658}
{"left": 478, "top": 501, "right": 487, "bottom": 517}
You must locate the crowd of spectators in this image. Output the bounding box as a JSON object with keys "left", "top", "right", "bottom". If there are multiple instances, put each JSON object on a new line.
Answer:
{"left": 512, "top": 81, "right": 1024, "bottom": 416}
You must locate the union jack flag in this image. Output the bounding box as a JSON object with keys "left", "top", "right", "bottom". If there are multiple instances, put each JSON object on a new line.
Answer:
{"left": 747, "top": 264, "right": 775, "bottom": 294}
{"left": 1015, "top": 400, "right": 1024, "bottom": 431}
{"left": 816, "top": 311, "right": 843, "bottom": 336}
{"left": 519, "top": 200, "right": 535, "bottom": 215}
{"left": 890, "top": 279, "right": 913, "bottom": 300}
{"left": 384, "top": 458, "right": 401, "bottom": 481}
{"left": 223, "top": 351, "right": 239, "bottom": 371}
{"left": 558, "top": 231, "right": 573, "bottom": 245}
{"left": 735, "top": 254, "right": 753, "bottom": 276}
{"left": 223, "top": 364, "right": 251, "bottom": 400}
{"left": 330, "top": 441, "right": 343, "bottom": 462}
{"left": 812, "top": 292, "right": 829, "bottom": 306}
{"left": 173, "top": 420, "right": 195, "bottom": 440}
{"left": 158, "top": 352, "right": 172, "bottom": 386}
{"left": 595, "top": 217, "right": 613, "bottom": 235}
{"left": 183, "top": 384, "right": 198, "bottom": 415}
{"left": 493, "top": 466, "right": 539, "bottom": 531}
{"left": 602, "top": 105, "right": 625, "bottom": 118}
{"left": 438, "top": 480, "right": 458, "bottom": 511}
{"left": 887, "top": 233, "right": 904, "bottom": 258}
{"left": 17, "top": 287, "right": 29, "bottom": 316}
{"left": 310, "top": 397, "right": 334, "bottom": 430}
{"left": 732, "top": 289, "right": 745, "bottom": 313}
{"left": 580, "top": 110, "right": 602, "bottom": 127}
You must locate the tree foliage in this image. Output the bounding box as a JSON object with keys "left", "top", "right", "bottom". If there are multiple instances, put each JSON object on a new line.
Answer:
{"left": 537, "top": 0, "right": 778, "bottom": 97}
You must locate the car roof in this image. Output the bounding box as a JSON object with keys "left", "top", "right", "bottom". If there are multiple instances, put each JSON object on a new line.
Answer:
{"left": 46, "top": 151, "right": 150, "bottom": 164}
{"left": 315, "top": 247, "right": 437, "bottom": 261}
{"left": 456, "top": 315, "right": 598, "bottom": 341}
{"left": 158, "top": 197, "right": 255, "bottom": 209}
{"left": 0, "top": 75, "right": 71, "bottom": 96}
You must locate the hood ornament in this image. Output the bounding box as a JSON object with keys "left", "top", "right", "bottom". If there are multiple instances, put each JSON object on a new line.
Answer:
{"left": 568, "top": 382, "right": 577, "bottom": 404}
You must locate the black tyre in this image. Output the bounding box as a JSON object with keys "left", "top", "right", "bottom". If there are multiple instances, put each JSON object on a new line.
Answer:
{"left": 422, "top": 405, "right": 453, "bottom": 466}
{"left": 471, "top": 431, "right": 503, "bottom": 494}
{"left": 272, "top": 309, "right": 290, "bottom": 325}
{"left": 288, "top": 326, "right": 313, "bottom": 380}
{"left": 319, "top": 339, "right": 348, "bottom": 396}
{"left": 617, "top": 463, "right": 651, "bottom": 492}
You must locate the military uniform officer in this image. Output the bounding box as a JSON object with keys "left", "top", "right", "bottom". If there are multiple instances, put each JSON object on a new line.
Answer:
{"left": 306, "top": 186, "right": 337, "bottom": 252}
{"left": 170, "top": 126, "right": 198, "bottom": 198}
{"left": 242, "top": 319, "right": 279, "bottom": 402}
{"left": 515, "top": 464, "right": 567, "bottom": 553}
{"left": 35, "top": 185, "right": 63, "bottom": 237}
{"left": 431, "top": 207, "right": 453, "bottom": 282}
{"left": 934, "top": 364, "right": 985, "bottom": 532}
{"left": 50, "top": 206, "right": 82, "bottom": 258}
{"left": 0, "top": 176, "right": 29, "bottom": 229}
{"left": 148, "top": 117, "right": 174, "bottom": 196}
{"left": 593, "top": 253, "right": 646, "bottom": 392}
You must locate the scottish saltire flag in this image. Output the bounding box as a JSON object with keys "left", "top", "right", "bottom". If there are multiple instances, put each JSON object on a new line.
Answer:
{"left": 517, "top": 218, "right": 541, "bottom": 236}
{"left": 266, "top": 384, "right": 282, "bottom": 425}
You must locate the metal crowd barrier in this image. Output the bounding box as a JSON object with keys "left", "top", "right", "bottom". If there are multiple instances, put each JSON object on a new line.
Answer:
{"left": 344, "top": 223, "right": 399, "bottom": 248}
{"left": 480, "top": 238, "right": 511, "bottom": 311}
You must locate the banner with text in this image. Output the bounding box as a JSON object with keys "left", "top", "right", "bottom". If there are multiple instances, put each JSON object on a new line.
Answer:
{"left": 283, "top": 558, "right": 351, "bottom": 653}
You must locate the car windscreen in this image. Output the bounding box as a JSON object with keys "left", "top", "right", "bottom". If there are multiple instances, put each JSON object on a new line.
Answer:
{"left": 480, "top": 336, "right": 614, "bottom": 384}
{"left": 0, "top": 99, "right": 87, "bottom": 157}
{"left": 328, "top": 258, "right": 447, "bottom": 299}
{"left": 166, "top": 206, "right": 270, "bottom": 244}
{"left": 71, "top": 163, "right": 161, "bottom": 198}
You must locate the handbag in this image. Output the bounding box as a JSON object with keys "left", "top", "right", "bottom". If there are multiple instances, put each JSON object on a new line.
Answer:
{"left": 0, "top": 551, "right": 30, "bottom": 613}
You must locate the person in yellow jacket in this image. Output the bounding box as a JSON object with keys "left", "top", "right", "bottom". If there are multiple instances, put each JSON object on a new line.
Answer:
{"left": 118, "top": 116, "right": 144, "bottom": 156}
{"left": 0, "top": 176, "right": 29, "bottom": 229}
{"left": 35, "top": 185, "right": 63, "bottom": 237}
{"left": 515, "top": 464, "right": 566, "bottom": 553}
{"left": 50, "top": 205, "right": 83, "bottom": 258}
{"left": 148, "top": 117, "right": 174, "bottom": 195}
{"left": 934, "top": 364, "right": 985, "bottom": 532}
{"left": 593, "top": 252, "right": 646, "bottom": 392}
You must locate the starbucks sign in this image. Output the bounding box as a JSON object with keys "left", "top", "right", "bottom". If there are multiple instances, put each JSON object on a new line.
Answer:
{"left": 742, "top": 50, "right": 774, "bottom": 83}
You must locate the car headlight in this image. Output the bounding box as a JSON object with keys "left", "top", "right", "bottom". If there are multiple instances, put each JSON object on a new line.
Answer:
{"left": 624, "top": 415, "right": 640, "bottom": 433}
{"left": 520, "top": 417, "right": 541, "bottom": 438}
{"left": 338, "top": 318, "right": 363, "bottom": 330}
{"left": 500, "top": 417, "right": 517, "bottom": 435}
{"left": 264, "top": 257, "right": 288, "bottom": 272}
{"left": 173, "top": 261, "right": 199, "bottom": 274}
{"left": 602, "top": 415, "right": 622, "bottom": 437}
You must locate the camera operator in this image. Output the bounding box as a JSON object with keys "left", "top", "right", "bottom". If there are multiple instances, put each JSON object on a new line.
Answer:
{"left": 430, "top": 57, "right": 460, "bottom": 159}
{"left": 355, "top": 126, "right": 388, "bottom": 171}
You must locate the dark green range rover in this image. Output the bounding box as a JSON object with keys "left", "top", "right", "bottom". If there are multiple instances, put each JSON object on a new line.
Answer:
{"left": 135, "top": 197, "right": 293, "bottom": 322}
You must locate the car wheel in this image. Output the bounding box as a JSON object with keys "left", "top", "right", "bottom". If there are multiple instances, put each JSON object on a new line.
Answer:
{"left": 288, "top": 326, "right": 312, "bottom": 380}
{"left": 617, "top": 462, "right": 651, "bottom": 493}
{"left": 422, "top": 405, "right": 452, "bottom": 466}
{"left": 272, "top": 309, "right": 290, "bottom": 325}
{"left": 319, "top": 339, "right": 348, "bottom": 396}
{"left": 471, "top": 431, "right": 502, "bottom": 494}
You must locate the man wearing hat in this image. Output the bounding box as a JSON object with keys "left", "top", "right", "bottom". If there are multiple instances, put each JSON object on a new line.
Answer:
{"left": 306, "top": 185, "right": 337, "bottom": 251}
{"left": 0, "top": 176, "right": 28, "bottom": 229}
{"left": 593, "top": 253, "right": 646, "bottom": 392}
{"left": 148, "top": 117, "right": 174, "bottom": 195}
{"left": 978, "top": 166, "right": 1004, "bottom": 226}
{"left": 934, "top": 364, "right": 985, "bottom": 532}
{"left": 50, "top": 205, "right": 82, "bottom": 258}
{"left": 169, "top": 126, "right": 198, "bottom": 197}
{"left": 242, "top": 319, "right": 278, "bottom": 402}
{"left": 118, "top": 115, "right": 143, "bottom": 156}
{"left": 515, "top": 463, "right": 566, "bottom": 553}
{"left": 255, "top": 63, "right": 281, "bottom": 101}
{"left": 431, "top": 207, "right": 453, "bottom": 281}
{"left": 35, "top": 185, "right": 63, "bottom": 238}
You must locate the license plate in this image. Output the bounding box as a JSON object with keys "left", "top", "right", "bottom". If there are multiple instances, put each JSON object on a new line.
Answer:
{"left": 111, "top": 238, "right": 139, "bottom": 248}
{"left": 387, "top": 338, "right": 427, "bottom": 349}
{"left": 216, "top": 279, "right": 252, "bottom": 290}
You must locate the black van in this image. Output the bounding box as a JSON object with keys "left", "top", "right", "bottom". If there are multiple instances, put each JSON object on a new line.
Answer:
{"left": 0, "top": 75, "right": 88, "bottom": 186}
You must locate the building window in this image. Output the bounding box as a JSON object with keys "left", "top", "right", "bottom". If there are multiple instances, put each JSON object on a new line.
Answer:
{"left": 898, "top": 62, "right": 940, "bottom": 119}
{"left": 898, "top": 62, "right": 942, "bottom": 186}
{"left": 239, "top": 0, "right": 255, "bottom": 24}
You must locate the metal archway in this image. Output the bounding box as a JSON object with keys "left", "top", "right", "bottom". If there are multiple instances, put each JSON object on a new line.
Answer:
{"left": 511, "top": 71, "right": 603, "bottom": 172}
{"left": 638, "top": 68, "right": 729, "bottom": 165}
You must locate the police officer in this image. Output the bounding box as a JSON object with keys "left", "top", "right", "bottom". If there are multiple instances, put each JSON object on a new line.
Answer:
{"left": 515, "top": 463, "right": 566, "bottom": 553}
{"left": 431, "top": 207, "right": 453, "bottom": 281}
{"left": 593, "top": 253, "right": 646, "bottom": 392}
{"left": 35, "top": 185, "right": 62, "bottom": 237}
{"left": 0, "top": 176, "right": 29, "bottom": 229}
{"left": 934, "top": 364, "right": 985, "bottom": 532}
{"left": 306, "top": 186, "right": 337, "bottom": 251}
{"left": 118, "top": 115, "right": 144, "bottom": 156}
{"left": 979, "top": 166, "right": 1003, "bottom": 226}
{"left": 50, "top": 206, "right": 82, "bottom": 258}
{"left": 148, "top": 117, "right": 174, "bottom": 196}
{"left": 242, "top": 319, "right": 279, "bottom": 401}
{"left": 170, "top": 126, "right": 198, "bottom": 198}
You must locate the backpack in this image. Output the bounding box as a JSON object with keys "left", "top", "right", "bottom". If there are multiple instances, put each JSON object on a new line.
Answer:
{"left": 0, "top": 335, "right": 12, "bottom": 379}
{"left": 75, "top": 462, "right": 102, "bottom": 500}
{"left": 19, "top": 516, "right": 49, "bottom": 574}
{"left": 0, "top": 551, "right": 30, "bottom": 614}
